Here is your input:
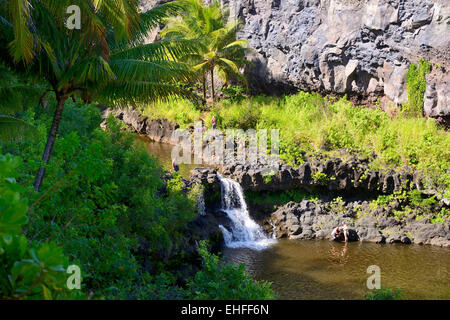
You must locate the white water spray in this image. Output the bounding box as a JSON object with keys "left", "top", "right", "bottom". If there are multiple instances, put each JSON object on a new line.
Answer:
{"left": 217, "top": 174, "right": 275, "bottom": 250}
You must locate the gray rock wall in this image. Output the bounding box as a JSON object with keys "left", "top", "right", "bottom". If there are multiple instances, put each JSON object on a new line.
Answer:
{"left": 268, "top": 199, "right": 450, "bottom": 247}
{"left": 227, "top": 0, "right": 449, "bottom": 122}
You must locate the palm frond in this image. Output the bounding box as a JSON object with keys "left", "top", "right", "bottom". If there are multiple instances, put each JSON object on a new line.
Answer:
{"left": 112, "top": 38, "right": 204, "bottom": 61}
{"left": 98, "top": 80, "right": 198, "bottom": 106}
{"left": 0, "top": 115, "right": 37, "bottom": 142}
{"left": 110, "top": 59, "right": 195, "bottom": 83}
{"left": 8, "top": 0, "right": 34, "bottom": 64}
{"left": 133, "top": 1, "right": 185, "bottom": 42}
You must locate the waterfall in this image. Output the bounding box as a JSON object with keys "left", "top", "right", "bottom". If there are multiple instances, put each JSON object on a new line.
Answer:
{"left": 217, "top": 174, "right": 275, "bottom": 250}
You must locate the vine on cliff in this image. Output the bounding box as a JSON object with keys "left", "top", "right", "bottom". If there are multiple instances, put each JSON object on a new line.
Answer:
{"left": 403, "top": 59, "right": 431, "bottom": 117}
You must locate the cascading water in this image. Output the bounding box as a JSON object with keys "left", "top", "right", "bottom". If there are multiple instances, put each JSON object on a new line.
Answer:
{"left": 217, "top": 174, "right": 275, "bottom": 250}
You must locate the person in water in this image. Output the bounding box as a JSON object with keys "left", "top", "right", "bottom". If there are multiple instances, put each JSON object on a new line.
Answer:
{"left": 211, "top": 115, "right": 217, "bottom": 130}
{"left": 331, "top": 226, "right": 341, "bottom": 239}
{"left": 172, "top": 159, "right": 179, "bottom": 173}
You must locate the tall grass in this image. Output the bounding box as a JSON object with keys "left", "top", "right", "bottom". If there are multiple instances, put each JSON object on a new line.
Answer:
{"left": 142, "top": 92, "right": 449, "bottom": 191}
{"left": 141, "top": 98, "right": 203, "bottom": 128}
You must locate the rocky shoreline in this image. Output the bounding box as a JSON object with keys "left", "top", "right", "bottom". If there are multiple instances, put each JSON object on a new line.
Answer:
{"left": 268, "top": 199, "right": 449, "bottom": 247}
{"left": 104, "top": 107, "right": 449, "bottom": 248}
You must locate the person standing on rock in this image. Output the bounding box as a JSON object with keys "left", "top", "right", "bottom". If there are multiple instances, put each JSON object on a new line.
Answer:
{"left": 341, "top": 221, "right": 349, "bottom": 242}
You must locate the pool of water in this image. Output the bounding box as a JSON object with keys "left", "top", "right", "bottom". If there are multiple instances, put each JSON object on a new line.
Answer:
{"left": 136, "top": 135, "right": 215, "bottom": 178}
{"left": 223, "top": 239, "right": 450, "bottom": 300}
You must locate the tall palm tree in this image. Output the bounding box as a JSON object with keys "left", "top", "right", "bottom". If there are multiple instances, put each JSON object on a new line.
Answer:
{"left": 0, "top": 0, "right": 200, "bottom": 191}
{"left": 161, "top": 0, "right": 249, "bottom": 102}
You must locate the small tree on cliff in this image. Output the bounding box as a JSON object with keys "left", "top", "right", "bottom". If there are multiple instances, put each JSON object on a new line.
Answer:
{"left": 161, "top": 0, "right": 249, "bottom": 102}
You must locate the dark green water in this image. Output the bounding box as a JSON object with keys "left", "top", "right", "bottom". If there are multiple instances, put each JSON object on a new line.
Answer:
{"left": 140, "top": 137, "right": 450, "bottom": 300}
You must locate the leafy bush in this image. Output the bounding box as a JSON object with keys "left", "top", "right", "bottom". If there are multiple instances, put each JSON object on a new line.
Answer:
{"left": 187, "top": 241, "right": 275, "bottom": 300}
{"left": 431, "top": 208, "right": 450, "bottom": 224}
{"left": 220, "top": 85, "right": 247, "bottom": 103}
{"left": 0, "top": 154, "right": 84, "bottom": 299}
{"left": 312, "top": 172, "right": 329, "bottom": 184}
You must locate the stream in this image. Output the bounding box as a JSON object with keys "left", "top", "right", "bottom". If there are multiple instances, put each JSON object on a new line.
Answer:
{"left": 139, "top": 137, "right": 450, "bottom": 300}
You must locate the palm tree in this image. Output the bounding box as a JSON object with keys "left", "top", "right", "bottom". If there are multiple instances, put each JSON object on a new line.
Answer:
{"left": 161, "top": 0, "right": 249, "bottom": 102}
{"left": 0, "top": 0, "right": 200, "bottom": 191}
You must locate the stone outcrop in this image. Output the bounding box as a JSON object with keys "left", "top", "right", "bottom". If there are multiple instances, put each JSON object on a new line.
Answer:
{"left": 227, "top": 0, "right": 450, "bottom": 123}
{"left": 267, "top": 199, "right": 450, "bottom": 247}
{"left": 220, "top": 157, "right": 445, "bottom": 199}
{"left": 102, "top": 108, "right": 181, "bottom": 145}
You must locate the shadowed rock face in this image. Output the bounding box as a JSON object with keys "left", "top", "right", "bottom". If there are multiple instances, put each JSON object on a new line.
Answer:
{"left": 229, "top": 0, "right": 449, "bottom": 123}
{"left": 140, "top": 0, "right": 450, "bottom": 124}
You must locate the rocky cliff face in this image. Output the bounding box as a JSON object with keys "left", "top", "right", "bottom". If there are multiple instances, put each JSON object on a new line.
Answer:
{"left": 140, "top": 0, "right": 449, "bottom": 122}
{"left": 221, "top": 0, "right": 450, "bottom": 123}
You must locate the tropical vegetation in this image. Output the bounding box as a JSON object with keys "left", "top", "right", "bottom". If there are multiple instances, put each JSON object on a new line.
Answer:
{"left": 161, "top": 0, "right": 249, "bottom": 102}
{"left": 0, "top": 0, "right": 274, "bottom": 300}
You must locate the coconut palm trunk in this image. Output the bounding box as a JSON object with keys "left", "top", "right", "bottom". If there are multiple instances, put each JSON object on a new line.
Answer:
{"left": 202, "top": 72, "right": 207, "bottom": 102}
{"left": 210, "top": 68, "right": 215, "bottom": 102}
{"left": 33, "top": 93, "right": 68, "bottom": 192}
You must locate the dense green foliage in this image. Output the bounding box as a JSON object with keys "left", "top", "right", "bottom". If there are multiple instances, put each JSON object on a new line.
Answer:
{"left": 367, "top": 190, "right": 449, "bottom": 224}
{"left": 0, "top": 98, "right": 274, "bottom": 299}
{"left": 0, "top": 154, "right": 84, "bottom": 299}
{"left": 187, "top": 241, "right": 274, "bottom": 299}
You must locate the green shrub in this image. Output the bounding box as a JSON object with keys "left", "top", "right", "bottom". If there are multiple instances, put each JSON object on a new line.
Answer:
{"left": 407, "top": 189, "right": 437, "bottom": 209}
{"left": 187, "top": 241, "right": 275, "bottom": 300}
{"left": 312, "top": 171, "right": 329, "bottom": 184}
{"left": 431, "top": 208, "right": 449, "bottom": 224}
{"left": 262, "top": 172, "right": 275, "bottom": 184}
{"left": 364, "top": 287, "right": 404, "bottom": 300}
{"left": 0, "top": 154, "right": 84, "bottom": 299}
{"left": 220, "top": 85, "right": 247, "bottom": 103}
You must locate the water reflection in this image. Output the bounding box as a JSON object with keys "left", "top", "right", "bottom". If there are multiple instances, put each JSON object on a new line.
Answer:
{"left": 328, "top": 242, "right": 349, "bottom": 265}
{"left": 136, "top": 135, "right": 216, "bottom": 178}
